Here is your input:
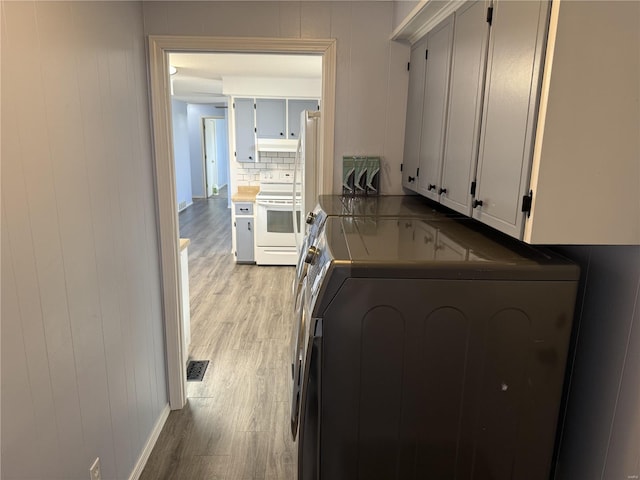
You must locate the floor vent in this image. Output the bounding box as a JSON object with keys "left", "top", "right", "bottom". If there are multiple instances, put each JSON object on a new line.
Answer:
{"left": 186, "top": 360, "right": 209, "bottom": 381}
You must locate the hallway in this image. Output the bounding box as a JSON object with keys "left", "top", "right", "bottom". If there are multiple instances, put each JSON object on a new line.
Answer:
{"left": 140, "top": 192, "right": 296, "bottom": 479}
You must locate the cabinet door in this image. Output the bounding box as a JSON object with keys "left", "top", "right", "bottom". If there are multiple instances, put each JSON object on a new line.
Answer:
{"left": 235, "top": 217, "right": 255, "bottom": 263}
{"left": 288, "top": 99, "right": 319, "bottom": 139}
{"left": 256, "top": 98, "right": 286, "bottom": 139}
{"left": 402, "top": 36, "right": 428, "bottom": 192}
{"left": 440, "top": 1, "right": 490, "bottom": 216}
{"left": 234, "top": 98, "right": 256, "bottom": 162}
{"left": 473, "top": 0, "right": 550, "bottom": 238}
{"left": 417, "top": 15, "right": 454, "bottom": 201}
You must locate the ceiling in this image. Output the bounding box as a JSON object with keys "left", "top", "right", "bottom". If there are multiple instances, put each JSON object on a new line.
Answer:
{"left": 169, "top": 52, "right": 322, "bottom": 104}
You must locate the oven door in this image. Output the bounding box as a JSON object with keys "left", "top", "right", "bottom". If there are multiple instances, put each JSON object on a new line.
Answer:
{"left": 256, "top": 198, "right": 301, "bottom": 247}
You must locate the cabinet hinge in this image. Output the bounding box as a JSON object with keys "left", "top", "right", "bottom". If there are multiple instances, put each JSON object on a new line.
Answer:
{"left": 407, "top": 62, "right": 410, "bottom": 71}
{"left": 234, "top": 151, "right": 237, "bottom": 157}
{"left": 254, "top": 127, "right": 257, "bottom": 133}
{"left": 416, "top": 167, "right": 420, "bottom": 177}
{"left": 522, "top": 190, "right": 533, "bottom": 217}
{"left": 470, "top": 181, "right": 477, "bottom": 196}
{"left": 254, "top": 103, "right": 256, "bottom": 109}
{"left": 234, "top": 251, "right": 237, "bottom": 257}
{"left": 425, "top": 49, "right": 429, "bottom": 60}
{"left": 487, "top": 6, "right": 493, "bottom": 25}
{"left": 400, "top": 163, "right": 403, "bottom": 172}
{"left": 233, "top": 102, "right": 235, "bottom": 109}
{"left": 233, "top": 221, "right": 236, "bottom": 227}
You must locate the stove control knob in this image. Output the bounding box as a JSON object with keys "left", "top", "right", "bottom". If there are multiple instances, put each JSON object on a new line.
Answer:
{"left": 304, "top": 246, "right": 319, "bottom": 265}
{"left": 306, "top": 212, "right": 317, "bottom": 225}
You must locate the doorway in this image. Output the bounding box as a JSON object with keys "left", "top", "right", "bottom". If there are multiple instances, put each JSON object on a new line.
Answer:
{"left": 202, "top": 116, "right": 228, "bottom": 198}
{"left": 148, "top": 36, "right": 336, "bottom": 409}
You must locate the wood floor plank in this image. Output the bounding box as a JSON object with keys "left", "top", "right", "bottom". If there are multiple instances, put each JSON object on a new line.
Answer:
{"left": 141, "top": 192, "right": 297, "bottom": 480}
{"left": 265, "top": 401, "right": 296, "bottom": 480}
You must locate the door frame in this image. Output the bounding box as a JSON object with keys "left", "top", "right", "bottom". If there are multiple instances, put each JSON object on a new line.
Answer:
{"left": 202, "top": 115, "right": 224, "bottom": 197}
{"left": 147, "top": 35, "right": 336, "bottom": 409}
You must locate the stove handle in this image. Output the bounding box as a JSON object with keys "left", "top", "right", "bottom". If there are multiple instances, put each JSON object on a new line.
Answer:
{"left": 256, "top": 199, "right": 295, "bottom": 207}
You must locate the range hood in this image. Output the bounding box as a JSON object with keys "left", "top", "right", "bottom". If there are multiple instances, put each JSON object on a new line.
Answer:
{"left": 257, "top": 138, "right": 298, "bottom": 153}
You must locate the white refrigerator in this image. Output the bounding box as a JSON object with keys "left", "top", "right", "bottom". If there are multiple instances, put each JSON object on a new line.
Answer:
{"left": 293, "top": 109, "right": 320, "bottom": 251}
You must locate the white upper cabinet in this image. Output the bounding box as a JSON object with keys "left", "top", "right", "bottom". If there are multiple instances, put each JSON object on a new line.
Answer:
{"left": 439, "top": 0, "right": 490, "bottom": 216}
{"left": 234, "top": 98, "right": 256, "bottom": 162}
{"left": 287, "top": 99, "right": 319, "bottom": 139}
{"left": 400, "top": 0, "right": 639, "bottom": 244}
{"left": 402, "top": 35, "right": 428, "bottom": 192}
{"left": 524, "top": 0, "right": 639, "bottom": 244}
{"left": 472, "top": 0, "right": 550, "bottom": 238}
{"left": 417, "top": 15, "right": 454, "bottom": 201}
{"left": 256, "top": 98, "right": 286, "bottom": 139}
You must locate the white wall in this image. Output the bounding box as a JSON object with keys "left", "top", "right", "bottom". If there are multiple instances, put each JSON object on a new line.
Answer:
{"left": 223, "top": 75, "right": 322, "bottom": 98}
{"left": 1, "top": 2, "right": 167, "bottom": 479}
{"left": 142, "top": 1, "right": 411, "bottom": 195}
{"left": 172, "top": 99, "right": 193, "bottom": 210}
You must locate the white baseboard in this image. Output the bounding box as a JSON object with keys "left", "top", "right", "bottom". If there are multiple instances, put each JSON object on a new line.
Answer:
{"left": 178, "top": 201, "right": 194, "bottom": 212}
{"left": 129, "top": 404, "right": 170, "bottom": 480}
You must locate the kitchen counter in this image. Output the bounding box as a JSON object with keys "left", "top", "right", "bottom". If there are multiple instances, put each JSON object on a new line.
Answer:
{"left": 179, "top": 238, "right": 190, "bottom": 252}
{"left": 231, "top": 185, "right": 260, "bottom": 203}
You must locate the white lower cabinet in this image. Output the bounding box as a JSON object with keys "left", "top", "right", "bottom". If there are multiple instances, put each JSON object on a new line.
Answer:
{"left": 232, "top": 202, "right": 255, "bottom": 263}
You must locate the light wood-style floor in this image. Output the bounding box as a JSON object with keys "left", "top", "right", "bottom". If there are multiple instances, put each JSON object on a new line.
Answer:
{"left": 140, "top": 188, "right": 297, "bottom": 480}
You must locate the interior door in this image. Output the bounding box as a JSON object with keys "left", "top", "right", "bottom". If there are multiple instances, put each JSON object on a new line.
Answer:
{"left": 203, "top": 118, "right": 218, "bottom": 196}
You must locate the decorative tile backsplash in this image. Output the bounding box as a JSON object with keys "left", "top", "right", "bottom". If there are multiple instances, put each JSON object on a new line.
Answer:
{"left": 235, "top": 151, "right": 296, "bottom": 186}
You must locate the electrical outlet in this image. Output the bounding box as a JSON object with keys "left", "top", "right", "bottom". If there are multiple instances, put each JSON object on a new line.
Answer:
{"left": 89, "top": 457, "right": 101, "bottom": 480}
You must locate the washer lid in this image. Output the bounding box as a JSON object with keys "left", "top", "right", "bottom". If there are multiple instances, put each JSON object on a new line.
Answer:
{"left": 317, "top": 215, "right": 578, "bottom": 281}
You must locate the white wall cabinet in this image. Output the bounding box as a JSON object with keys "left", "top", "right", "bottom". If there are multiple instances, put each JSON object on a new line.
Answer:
{"left": 439, "top": 0, "right": 490, "bottom": 216}
{"left": 471, "top": 0, "right": 550, "bottom": 238}
{"left": 232, "top": 96, "right": 320, "bottom": 158}
{"left": 403, "top": 5, "right": 489, "bottom": 214}
{"left": 401, "top": 35, "right": 428, "bottom": 192}
{"left": 403, "top": 0, "right": 639, "bottom": 244}
{"left": 417, "top": 15, "right": 454, "bottom": 201}
{"left": 256, "top": 98, "right": 286, "bottom": 139}
{"left": 233, "top": 98, "right": 256, "bottom": 162}
{"left": 523, "top": 0, "right": 639, "bottom": 244}
{"left": 287, "top": 99, "right": 319, "bottom": 139}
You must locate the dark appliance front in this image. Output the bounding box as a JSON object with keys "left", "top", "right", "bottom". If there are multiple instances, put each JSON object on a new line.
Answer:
{"left": 291, "top": 214, "right": 579, "bottom": 480}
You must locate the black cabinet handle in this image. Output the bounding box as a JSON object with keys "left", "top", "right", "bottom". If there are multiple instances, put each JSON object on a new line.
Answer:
{"left": 280, "top": 132, "right": 284, "bottom": 136}
{"left": 291, "top": 133, "right": 295, "bottom": 137}
{"left": 439, "top": 188, "right": 447, "bottom": 195}
{"left": 240, "top": 208, "right": 249, "bottom": 212}
{"left": 249, "top": 156, "right": 253, "bottom": 160}
{"left": 473, "top": 199, "right": 484, "bottom": 208}
{"left": 428, "top": 184, "right": 436, "bottom": 191}
{"left": 408, "top": 176, "right": 415, "bottom": 183}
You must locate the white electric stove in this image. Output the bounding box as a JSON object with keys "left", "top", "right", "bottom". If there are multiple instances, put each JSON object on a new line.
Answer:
{"left": 255, "top": 170, "right": 301, "bottom": 265}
